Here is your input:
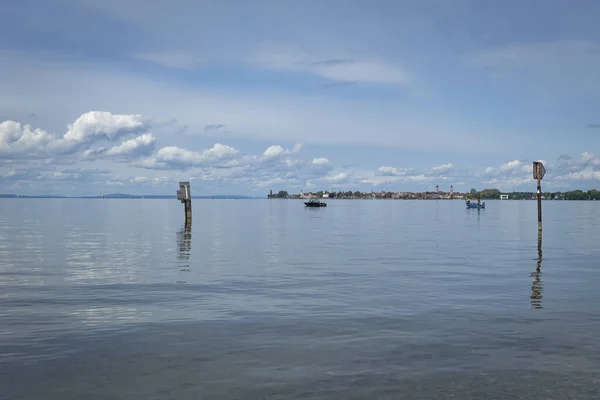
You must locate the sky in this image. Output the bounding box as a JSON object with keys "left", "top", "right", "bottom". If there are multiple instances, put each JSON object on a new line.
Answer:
{"left": 0, "top": 0, "right": 599, "bottom": 196}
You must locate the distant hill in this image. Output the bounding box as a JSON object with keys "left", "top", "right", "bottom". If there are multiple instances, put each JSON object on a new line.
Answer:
{"left": 0, "top": 194, "right": 68, "bottom": 198}
{"left": 1, "top": 193, "right": 265, "bottom": 199}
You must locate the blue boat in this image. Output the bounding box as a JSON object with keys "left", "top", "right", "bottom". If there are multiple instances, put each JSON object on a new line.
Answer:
{"left": 466, "top": 200, "right": 485, "bottom": 209}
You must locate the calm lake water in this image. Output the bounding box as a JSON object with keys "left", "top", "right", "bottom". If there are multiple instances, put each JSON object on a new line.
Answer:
{"left": 1, "top": 199, "right": 600, "bottom": 399}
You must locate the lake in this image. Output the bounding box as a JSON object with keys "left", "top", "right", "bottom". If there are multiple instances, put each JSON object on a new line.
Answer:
{"left": 1, "top": 199, "right": 600, "bottom": 399}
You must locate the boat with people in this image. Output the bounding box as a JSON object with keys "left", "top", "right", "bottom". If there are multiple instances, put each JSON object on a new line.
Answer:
{"left": 466, "top": 199, "right": 485, "bottom": 209}
{"left": 304, "top": 198, "right": 327, "bottom": 207}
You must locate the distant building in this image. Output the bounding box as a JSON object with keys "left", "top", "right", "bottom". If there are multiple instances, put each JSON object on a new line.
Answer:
{"left": 500, "top": 194, "right": 509, "bottom": 200}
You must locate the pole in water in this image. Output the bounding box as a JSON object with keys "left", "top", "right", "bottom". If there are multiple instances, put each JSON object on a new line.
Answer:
{"left": 177, "top": 181, "right": 192, "bottom": 224}
{"left": 537, "top": 178, "right": 542, "bottom": 225}
{"left": 532, "top": 161, "right": 546, "bottom": 230}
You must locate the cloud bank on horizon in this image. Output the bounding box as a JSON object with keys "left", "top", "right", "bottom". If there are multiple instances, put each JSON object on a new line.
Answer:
{"left": 0, "top": 0, "right": 599, "bottom": 195}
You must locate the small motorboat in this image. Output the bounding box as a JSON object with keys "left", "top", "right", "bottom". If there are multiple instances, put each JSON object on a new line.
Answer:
{"left": 304, "top": 199, "right": 327, "bottom": 207}
{"left": 466, "top": 199, "right": 485, "bottom": 209}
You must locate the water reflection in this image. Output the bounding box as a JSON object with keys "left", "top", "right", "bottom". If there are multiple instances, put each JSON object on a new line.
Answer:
{"left": 177, "top": 220, "right": 192, "bottom": 275}
{"left": 530, "top": 229, "right": 543, "bottom": 309}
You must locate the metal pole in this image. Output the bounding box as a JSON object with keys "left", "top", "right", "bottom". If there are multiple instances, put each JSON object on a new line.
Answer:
{"left": 537, "top": 178, "right": 542, "bottom": 229}
{"left": 184, "top": 199, "right": 192, "bottom": 224}
{"left": 177, "top": 182, "right": 192, "bottom": 225}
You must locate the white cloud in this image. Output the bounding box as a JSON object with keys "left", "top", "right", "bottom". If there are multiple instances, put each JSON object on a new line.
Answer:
{"left": 488, "top": 177, "right": 531, "bottom": 188}
{"left": 263, "top": 144, "right": 304, "bottom": 159}
{"left": 290, "top": 143, "right": 303, "bottom": 153}
{"left": 63, "top": 111, "right": 148, "bottom": 143}
{"left": 105, "top": 133, "right": 155, "bottom": 156}
{"left": 485, "top": 160, "right": 523, "bottom": 175}
{"left": 0, "top": 111, "right": 151, "bottom": 159}
{"left": 580, "top": 152, "right": 600, "bottom": 166}
{"left": 554, "top": 153, "right": 600, "bottom": 182}
{"left": 500, "top": 160, "right": 521, "bottom": 172}
{"left": 0, "top": 120, "right": 59, "bottom": 158}
{"left": 312, "top": 157, "right": 329, "bottom": 165}
{"left": 263, "top": 145, "right": 284, "bottom": 158}
{"left": 377, "top": 166, "right": 410, "bottom": 176}
{"left": 360, "top": 173, "right": 428, "bottom": 186}
{"left": 432, "top": 163, "right": 453, "bottom": 172}
{"left": 3, "top": 112, "right": 600, "bottom": 196}
{"left": 145, "top": 143, "right": 238, "bottom": 169}
{"left": 557, "top": 167, "right": 600, "bottom": 181}
{"left": 322, "top": 172, "right": 349, "bottom": 183}
{"left": 481, "top": 153, "right": 600, "bottom": 189}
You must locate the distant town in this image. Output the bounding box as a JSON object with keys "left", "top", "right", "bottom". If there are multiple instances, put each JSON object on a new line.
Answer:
{"left": 268, "top": 186, "right": 600, "bottom": 201}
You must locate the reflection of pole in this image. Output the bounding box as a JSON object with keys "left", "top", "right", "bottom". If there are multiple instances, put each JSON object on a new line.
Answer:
{"left": 177, "top": 221, "right": 192, "bottom": 279}
{"left": 530, "top": 228, "right": 543, "bottom": 309}
{"left": 184, "top": 199, "right": 192, "bottom": 224}
{"left": 177, "top": 222, "right": 192, "bottom": 260}
{"left": 537, "top": 178, "right": 542, "bottom": 230}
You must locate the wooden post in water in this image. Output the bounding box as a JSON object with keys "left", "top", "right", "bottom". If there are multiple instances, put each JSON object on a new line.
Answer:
{"left": 177, "top": 182, "right": 192, "bottom": 224}
{"left": 532, "top": 161, "right": 546, "bottom": 232}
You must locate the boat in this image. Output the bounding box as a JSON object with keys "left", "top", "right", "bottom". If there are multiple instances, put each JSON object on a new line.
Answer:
{"left": 466, "top": 199, "right": 485, "bottom": 209}
{"left": 304, "top": 198, "right": 327, "bottom": 207}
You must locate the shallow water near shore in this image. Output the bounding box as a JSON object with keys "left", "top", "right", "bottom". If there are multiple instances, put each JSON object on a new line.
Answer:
{"left": 1, "top": 198, "right": 600, "bottom": 399}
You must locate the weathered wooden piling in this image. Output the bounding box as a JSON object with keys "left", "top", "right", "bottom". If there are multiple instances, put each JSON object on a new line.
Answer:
{"left": 532, "top": 161, "right": 546, "bottom": 231}
{"left": 177, "top": 181, "right": 192, "bottom": 224}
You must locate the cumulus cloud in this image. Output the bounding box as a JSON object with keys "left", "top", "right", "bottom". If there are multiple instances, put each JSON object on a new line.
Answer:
{"left": 553, "top": 152, "right": 600, "bottom": 182}
{"left": 488, "top": 177, "right": 531, "bottom": 188}
{"left": 0, "top": 120, "right": 60, "bottom": 158}
{"left": 377, "top": 166, "right": 410, "bottom": 176}
{"left": 0, "top": 111, "right": 151, "bottom": 159}
{"left": 361, "top": 163, "right": 461, "bottom": 186}
{"left": 361, "top": 172, "right": 428, "bottom": 186}
{"left": 556, "top": 168, "right": 600, "bottom": 181}
{"left": 483, "top": 153, "right": 600, "bottom": 189}
{"left": 312, "top": 157, "right": 329, "bottom": 165}
{"left": 63, "top": 111, "right": 148, "bottom": 143}
{"left": 263, "top": 145, "right": 284, "bottom": 158}
{"left": 105, "top": 133, "right": 156, "bottom": 157}
{"left": 262, "top": 143, "right": 303, "bottom": 159}
{"left": 322, "top": 172, "right": 350, "bottom": 183}
{"left": 3, "top": 112, "right": 600, "bottom": 195}
{"left": 485, "top": 160, "right": 526, "bottom": 175}
{"left": 141, "top": 143, "right": 238, "bottom": 169}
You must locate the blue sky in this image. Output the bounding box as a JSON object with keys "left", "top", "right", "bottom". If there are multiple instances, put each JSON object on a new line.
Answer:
{"left": 1, "top": 0, "right": 599, "bottom": 195}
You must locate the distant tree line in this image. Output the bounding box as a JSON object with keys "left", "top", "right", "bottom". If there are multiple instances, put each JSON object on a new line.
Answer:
{"left": 269, "top": 188, "right": 600, "bottom": 200}
{"left": 468, "top": 188, "right": 600, "bottom": 200}
{"left": 267, "top": 190, "right": 289, "bottom": 198}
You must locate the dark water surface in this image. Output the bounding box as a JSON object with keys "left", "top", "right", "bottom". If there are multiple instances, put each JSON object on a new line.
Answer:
{"left": 1, "top": 199, "right": 600, "bottom": 399}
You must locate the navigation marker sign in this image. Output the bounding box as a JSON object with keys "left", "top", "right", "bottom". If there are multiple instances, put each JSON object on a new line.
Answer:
{"left": 533, "top": 161, "right": 546, "bottom": 180}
